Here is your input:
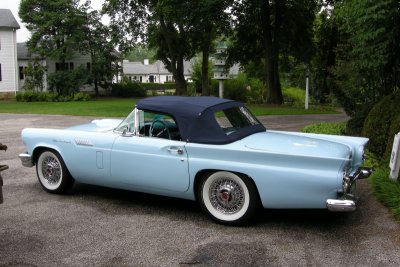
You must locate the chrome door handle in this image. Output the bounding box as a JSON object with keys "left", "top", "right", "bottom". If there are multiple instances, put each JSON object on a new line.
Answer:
{"left": 167, "top": 147, "right": 184, "bottom": 154}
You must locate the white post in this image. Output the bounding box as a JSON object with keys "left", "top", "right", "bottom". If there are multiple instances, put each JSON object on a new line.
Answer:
{"left": 219, "top": 80, "right": 224, "bottom": 98}
{"left": 389, "top": 132, "right": 400, "bottom": 180}
{"left": 305, "top": 76, "right": 309, "bottom": 110}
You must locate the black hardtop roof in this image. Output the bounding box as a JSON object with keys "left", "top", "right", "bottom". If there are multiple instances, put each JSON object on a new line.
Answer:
{"left": 136, "top": 96, "right": 265, "bottom": 144}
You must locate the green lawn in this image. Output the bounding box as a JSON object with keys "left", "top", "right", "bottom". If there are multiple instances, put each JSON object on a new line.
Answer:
{"left": 0, "top": 98, "right": 338, "bottom": 117}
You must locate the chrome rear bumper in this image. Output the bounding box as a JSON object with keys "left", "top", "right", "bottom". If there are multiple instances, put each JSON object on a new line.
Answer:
{"left": 19, "top": 153, "right": 34, "bottom": 167}
{"left": 326, "top": 167, "right": 372, "bottom": 212}
{"left": 326, "top": 199, "right": 356, "bottom": 212}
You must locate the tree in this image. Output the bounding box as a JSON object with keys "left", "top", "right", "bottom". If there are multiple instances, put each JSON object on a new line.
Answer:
{"left": 229, "top": 0, "right": 318, "bottom": 104}
{"left": 333, "top": 0, "right": 400, "bottom": 117}
{"left": 310, "top": 8, "right": 338, "bottom": 103}
{"left": 19, "top": 0, "right": 89, "bottom": 95}
{"left": 83, "top": 2, "right": 121, "bottom": 96}
{"left": 188, "top": 0, "right": 233, "bottom": 96}
{"left": 125, "top": 46, "right": 156, "bottom": 63}
{"left": 22, "top": 58, "right": 46, "bottom": 91}
{"left": 104, "top": 0, "right": 195, "bottom": 95}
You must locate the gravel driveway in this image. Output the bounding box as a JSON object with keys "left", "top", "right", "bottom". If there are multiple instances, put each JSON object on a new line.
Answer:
{"left": 0, "top": 113, "right": 399, "bottom": 267}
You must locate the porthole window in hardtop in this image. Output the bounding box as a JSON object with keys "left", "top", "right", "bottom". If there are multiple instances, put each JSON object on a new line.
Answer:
{"left": 140, "top": 111, "right": 181, "bottom": 140}
{"left": 215, "top": 106, "right": 261, "bottom": 135}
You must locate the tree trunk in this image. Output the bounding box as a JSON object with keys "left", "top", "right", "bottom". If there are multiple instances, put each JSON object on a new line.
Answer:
{"left": 260, "top": 1, "right": 283, "bottom": 104}
{"left": 201, "top": 26, "right": 212, "bottom": 96}
{"left": 159, "top": 18, "right": 187, "bottom": 95}
{"left": 175, "top": 55, "right": 187, "bottom": 95}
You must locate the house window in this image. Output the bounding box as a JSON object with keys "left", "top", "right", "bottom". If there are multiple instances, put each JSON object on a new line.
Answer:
{"left": 86, "top": 62, "right": 91, "bottom": 72}
{"left": 19, "top": 66, "right": 25, "bottom": 80}
{"left": 56, "top": 62, "right": 73, "bottom": 71}
{"left": 140, "top": 76, "right": 142, "bottom": 82}
{"left": 0, "top": 64, "right": 2, "bottom": 81}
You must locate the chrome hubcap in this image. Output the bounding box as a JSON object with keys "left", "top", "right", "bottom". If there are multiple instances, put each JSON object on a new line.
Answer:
{"left": 41, "top": 156, "right": 61, "bottom": 185}
{"left": 209, "top": 178, "right": 245, "bottom": 215}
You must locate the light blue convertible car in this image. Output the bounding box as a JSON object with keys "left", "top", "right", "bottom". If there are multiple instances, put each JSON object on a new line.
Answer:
{"left": 19, "top": 96, "right": 371, "bottom": 225}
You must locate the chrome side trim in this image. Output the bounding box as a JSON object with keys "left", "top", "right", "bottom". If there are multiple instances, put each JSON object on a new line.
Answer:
{"left": 326, "top": 199, "right": 356, "bottom": 212}
{"left": 19, "top": 153, "right": 34, "bottom": 167}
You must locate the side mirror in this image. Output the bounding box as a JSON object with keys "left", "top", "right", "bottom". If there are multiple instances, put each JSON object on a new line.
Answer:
{"left": 122, "top": 129, "right": 134, "bottom": 137}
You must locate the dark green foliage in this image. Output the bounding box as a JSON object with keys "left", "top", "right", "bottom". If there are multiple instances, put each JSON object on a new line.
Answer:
{"left": 282, "top": 87, "right": 307, "bottom": 105}
{"left": 210, "top": 74, "right": 267, "bottom": 103}
{"left": 345, "top": 106, "right": 371, "bottom": 136}
{"left": 48, "top": 66, "right": 90, "bottom": 96}
{"left": 72, "top": 92, "right": 91, "bottom": 101}
{"left": 362, "top": 92, "right": 400, "bottom": 157}
{"left": 310, "top": 9, "right": 338, "bottom": 103}
{"left": 124, "top": 46, "right": 156, "bottom": 63}
{"left": 140, "top": 83, "right": 176, "bottom": 90}
{"left": 368, "top": 168, "right": 400, "bottom": 222}
{"left": 16, "top": 91, "right": 90, "bottom": 102}
{"left": 333, "top": 0, "right": 400, "bottom": 116}
{"left": 83, "top": 6, "right": 121, "bottom": 96}
{"left": 19, "top": 0, "right": 88, "bottom": 61}
{"left": 22, "top": 59, "right": 47, "bottom": 92}
{"left": 229, "top": 0, "right": 318, "bottom": 104}
{"left": 111, "top": 82, "right": 146, "bottom": 97}
{"left": 302, "top": 122, "right": 346, "bottom": 135}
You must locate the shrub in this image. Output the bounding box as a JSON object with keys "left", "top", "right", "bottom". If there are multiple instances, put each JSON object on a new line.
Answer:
{"left": 16, "top": 91, "right": 90, "bottom": 102}
{"left": 282, "top": 87, "right": 306, "bottom": 104}
{"left": 362, "top": 92, "right": 400, "bottom": 157}
{"left": 302, "top": 122, "right": 346, "bottom": 135}
{"left": 140, "top": 82, "right": 176, "bottom": 91}
{"left": 210, "top": 74, "right": 267, "bottom": 103}
{"left": 73, "top": 92, "right": 91, "bottom": 101}
{"left": 368, "top": 168, "right": 400, "bottom": 221}
{"left": 111, "top": 81, "right": 146, "bottom": 97}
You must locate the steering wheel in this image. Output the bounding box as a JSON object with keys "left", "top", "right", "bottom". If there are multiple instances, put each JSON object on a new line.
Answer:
{"left": 149, "top": 120, "right": 171, "bottom": 139}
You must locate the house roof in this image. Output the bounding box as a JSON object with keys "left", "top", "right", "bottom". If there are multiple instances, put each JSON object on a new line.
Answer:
{"left": 123, "top": 58, "right": 239, "bottom": 77}
{"left": 123, "top": 60, "right": 193, "bottom": 76}
{"left": 0, "top": 9, "right": 20, "bottom": 29}
{"left": 137, "top": 96, "right": 265, "bottom": 144}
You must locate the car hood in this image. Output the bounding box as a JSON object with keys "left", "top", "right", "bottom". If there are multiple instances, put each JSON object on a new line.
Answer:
{"left": 66, "top": 119, "right": 123, "bottom": 132}
{"left": 243, "top": 131, "right": 356, "bottom": 160}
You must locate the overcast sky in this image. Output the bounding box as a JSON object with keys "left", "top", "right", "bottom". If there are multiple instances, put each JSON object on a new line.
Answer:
{"left": 0, "top": 0, "right": 105, "bottom": 42}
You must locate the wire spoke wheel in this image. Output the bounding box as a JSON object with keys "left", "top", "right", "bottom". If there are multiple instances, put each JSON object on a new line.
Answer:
{"left": 199, "top": 171, "right": 258, "bottom": 225}
{"left": 36, "top": 150, "right": 74, "bottom": 194}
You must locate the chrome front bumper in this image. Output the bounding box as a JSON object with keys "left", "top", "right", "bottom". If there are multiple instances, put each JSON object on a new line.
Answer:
{"left": 19, "top": 153, "right": 34, "bottom": 167}
{"left": 326, "top": 167, "right": 372, "bottom": 212}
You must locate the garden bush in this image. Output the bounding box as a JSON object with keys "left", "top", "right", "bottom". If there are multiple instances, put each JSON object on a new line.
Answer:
{"left": 16, "top": 91, "right": 91, "bottom": 102}
{"left": 140, "top": 82, "right": 176, "bottom": 90}
{"left": 111, "top": 81, "right": 146, "bottom": 97}
{"left": 210, "top": 74, "right": 267, "bottom": 103}
{"left": 282, "top": 87, "right": 306, "bottom": 104}
{"left": 302, "top": 121, "right": 346, "bottom": 135}
{"left": 362, "top": 91, "right": 400, "bottom": 157}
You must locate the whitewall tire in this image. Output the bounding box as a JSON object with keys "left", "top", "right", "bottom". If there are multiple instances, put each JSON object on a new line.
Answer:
{"left": 36, "top": 150, "right": 74, "bottom": 194}
{"left": 199, "top": 171, "right": 258, "bottom": 225}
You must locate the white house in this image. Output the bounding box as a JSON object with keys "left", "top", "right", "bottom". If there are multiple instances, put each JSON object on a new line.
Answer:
{"left": 123, "top": 58, "right": 240, "bottom": 84}
{"left": 123, "top": 59, "right": 192, "bottom": 83}
{"left": 0, "top": 9, "right": 20, "bottom": 94}
{"left": 17, "top": 42, "right": 95, "bottom": 92}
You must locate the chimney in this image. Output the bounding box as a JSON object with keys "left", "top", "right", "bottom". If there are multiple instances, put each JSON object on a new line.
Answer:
{"left": 144, "top": 59, "right": 149, "bottom": 65}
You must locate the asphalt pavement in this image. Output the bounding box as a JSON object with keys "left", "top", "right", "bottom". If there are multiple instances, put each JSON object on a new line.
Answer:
{"left": 0, "top": 113, "right": 399, "bottom": 267}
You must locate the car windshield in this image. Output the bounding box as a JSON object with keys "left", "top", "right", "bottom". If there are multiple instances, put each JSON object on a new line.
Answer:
{"left": 215, "top": 106, "right": 261, "bottom": 135}
{"left": 115, "top": 110, "right": 135, "bottom": 133}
